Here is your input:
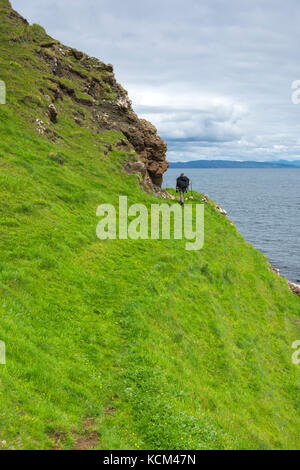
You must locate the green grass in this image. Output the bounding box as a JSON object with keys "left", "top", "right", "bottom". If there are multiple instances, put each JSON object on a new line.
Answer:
{"left": 0, "top": 0, "right": 299, "bottom": 449}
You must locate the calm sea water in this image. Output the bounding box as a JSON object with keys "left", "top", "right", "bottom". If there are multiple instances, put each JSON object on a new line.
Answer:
{"left": 163, "top": 168, "right": 300, "bottom": 283}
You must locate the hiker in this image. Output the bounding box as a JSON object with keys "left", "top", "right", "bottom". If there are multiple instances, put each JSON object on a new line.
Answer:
{"left": 176, "top": 173, "right": 191, "bottom": 205}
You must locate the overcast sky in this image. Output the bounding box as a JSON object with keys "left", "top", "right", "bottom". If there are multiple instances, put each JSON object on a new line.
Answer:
{"left": 11, "top": 0, "right": 300, "bottom": 162}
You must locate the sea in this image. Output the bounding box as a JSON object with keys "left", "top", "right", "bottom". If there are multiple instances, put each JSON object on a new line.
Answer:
{"left": 163, "top": 168, "right": 300, "bottom": 283}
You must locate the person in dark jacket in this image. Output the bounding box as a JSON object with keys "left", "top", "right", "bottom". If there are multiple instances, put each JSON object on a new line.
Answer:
{"left": 176, "top": 173, "right": 191, "bottom": 205}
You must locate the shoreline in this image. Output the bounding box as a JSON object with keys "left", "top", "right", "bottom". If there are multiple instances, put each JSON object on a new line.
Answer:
{"left": 270, "top": 264, "right": 300, "bottom": 298}
{"left": 208, "top": 196, "right": 300, "bottom": 300}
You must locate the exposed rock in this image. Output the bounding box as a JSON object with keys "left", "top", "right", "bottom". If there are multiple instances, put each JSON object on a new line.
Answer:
{"left": 270, "top": 264, "right": 280, "bottom": 276}
{"left": 48, "top": 103, "right": 58, "bottom": 123}
{"left": 9, "top": 8, "right": 28, "bottom": 25}
{"left": 159, "top": 190, "right": 176, "bottom": 200}
{"left": 124, "top": 160, "right": 147, "bottom": 178}
{"left": 201, "top": 194, "right": 209, "bottom": 203}
{"left": 147, "top": 160, "right": 169, "bottom": 186}
{"left": 269, "top": 264, "right": 300, "bottom": 299}
{"left": 116, "top": 95, "right": 131, "bottom": 110}
{"left": 44, "top": 84, "right": 63, "bottom": 102}
{"left": 74, "top": 116, "right": 84, "bottom": 126}
{"left": 106, "top": 64, "right": 114, "bottom": 73}
{"left": 40, "top": 41, "right": 57, "bottom": 48}
{"left": 58, "top": 47, "right": 66, "bottom": 56}
{"left": 71, "top": 48, "right": 84, "bottom": 60}
{"left": 33, "top": 21, "right": 169, "bottom": 188}
{"left": 288, "top": 281, "right": 300, "bottom": 298}
{"left": 84, "top": 77, "right": 102, "bottom": 98}
{"left": 216, "top": 204, "right": 227, "bottom": 216}
{"left": 52, "top": 57, "right": 59, "bottom": 75}
{"left": 116, "top": 138, "right": 129, "bottom": 149}
{"left": 70, "top": 66, "right": 87, "bottom": 79}
{"left": 36, "top": 118, "right": 46, "bottom": 135}
{"left": 120, "top": 119, "right": 168, "bottom": 186}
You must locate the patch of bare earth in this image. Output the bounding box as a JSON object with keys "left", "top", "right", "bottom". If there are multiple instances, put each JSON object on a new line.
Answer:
{"left": 73, "top": 430, "right": 99, "bottom": 450}
{"left": 50, "top": 418, "right": 99, "bottom": 450}
{"left": 104, "top": 405, "right": 116, "bottom": 416}
{"left": 73, "top": 418, "right": 99, "bottom": 450}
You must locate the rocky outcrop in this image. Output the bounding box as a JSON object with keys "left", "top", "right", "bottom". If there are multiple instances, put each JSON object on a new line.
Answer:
{"left": 269, "top": 264, "right": 300, "bottom": 299}
{"left": 120, "top": 119, "right": 168, "bottom": 187}
{"left": 8, "top": 6, "right": 28, "bottom": 25}
{"left": 33, "top": 33, "right": 169, "bottom": 188}
{"left": 215, "top": 204, "right": 227, "bottom": 215}
{"left": 270, "top": 264, "right": 280, "bottom": 276}
{"left": 48, "top": 103, "right": 58, "bottom": 123}
{"left": 288, "top": 281, "right": 300, "bottom": 298}
{"left": 2, "top": 1, "right": 169, "bottom": 189}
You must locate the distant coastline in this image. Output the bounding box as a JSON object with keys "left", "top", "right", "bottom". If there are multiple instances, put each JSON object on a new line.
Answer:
{"left": 169, "top": 160, "right": 300, "bottom": 169}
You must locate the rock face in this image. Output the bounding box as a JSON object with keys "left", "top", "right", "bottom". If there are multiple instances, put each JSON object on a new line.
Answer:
{"left": 215, "top": 204, "right": 227, "bottom": 216}
{"left": 4, "top": 1, "right": 169, "bottom": 189}
{"left": 287, "top": 281, "right": 300, "bottom": 298}
{"left": 120, "top": 119, "right": 168, "bottom": 187}
{"left": 32, "top": 27, "right": 169, "bottom": 188}
{"left": 269, "top": 264, "right": 300, "bottom": 299}
{"left": 48, "top": 103, "right": 58, "bottom": 123}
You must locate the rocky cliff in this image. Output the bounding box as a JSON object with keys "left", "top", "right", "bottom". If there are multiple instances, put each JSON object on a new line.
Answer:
{"left": 5, "top": 1, "right": 169, "bottom": 188}
{"left": 1, "top": 0, "right": 300, "bottom": 450}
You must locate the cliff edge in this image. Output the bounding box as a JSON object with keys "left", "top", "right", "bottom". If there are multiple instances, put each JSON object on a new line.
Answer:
{"left": 1, "top": 0, "right": 168, "bottom": 188}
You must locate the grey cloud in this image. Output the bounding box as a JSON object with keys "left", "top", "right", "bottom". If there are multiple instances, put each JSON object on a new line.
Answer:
{"left": 11, "top": 0, "right": 300, "bottom": 161}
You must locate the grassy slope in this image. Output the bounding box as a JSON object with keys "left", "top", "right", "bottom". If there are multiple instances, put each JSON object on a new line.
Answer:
{"left": 0, "top": 0, "right": 299, "bottom": 450}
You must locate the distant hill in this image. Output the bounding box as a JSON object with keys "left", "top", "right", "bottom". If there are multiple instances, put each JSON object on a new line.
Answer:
{"left": 169, "top": 160, "right": 298, "bottom": 169}
{"left": 273, "top": 159, "right": 300, "bottom": 167}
